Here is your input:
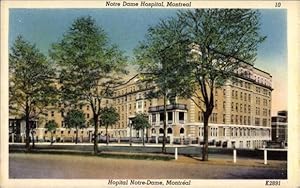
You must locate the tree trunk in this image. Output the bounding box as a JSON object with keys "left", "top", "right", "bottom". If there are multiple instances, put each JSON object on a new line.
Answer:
{"left": 25, "top": 107, "right": 30, "bottom": 151}
{"left": 50, "top": 132, "right": 53, "bottom": 145}
{"left": 93, "top": 116, "right": 99, "bottom": 154}
{"left": 146, "top": 128, "right": 149, "bottom": 143}
{"left": 202, "top": 113, "right": 209, "bottom": 161}
{"left": 31, "top": 129, "right": 35, "bottom": 148}
{"left": 106, "top": 126, "right": 108, "bottom": 145}
{"left": 142, "top": 129, "right": 145, "bottom": 146}
{"left": 129, "top": 121, "right": 132, "bottom": 146}
{"left": 75, "top": 126, "right": 78, "bottom": 144}
{"left": 162, "top": 95, "right": 167, "bottom": 153}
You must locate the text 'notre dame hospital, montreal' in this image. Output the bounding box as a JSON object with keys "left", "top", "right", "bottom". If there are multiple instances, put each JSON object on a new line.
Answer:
{"left": 105, "top": 1, "right": 192, "bottom": 8}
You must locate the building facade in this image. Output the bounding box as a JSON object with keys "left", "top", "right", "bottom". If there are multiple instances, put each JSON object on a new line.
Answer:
{"left": 9, "top": 62, "right": 272, "bottom": 149}
{"left": 271, "top": 110, "right": 288, "bottom": 146}
{"left": 111, "top": 62, "right": 272, "bottom": 149}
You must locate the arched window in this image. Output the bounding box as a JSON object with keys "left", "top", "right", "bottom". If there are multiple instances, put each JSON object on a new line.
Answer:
{"left": 159, "top": 128, "right": 164, "bottom": 134}
{"left": 151, "top": 128, "right": 156, "bottom": 134}
{"left": 167, "top": 127, "right": 172, "bottom": 134}
{"left": 180, "top": 128, "right": 184, "bottom": 134}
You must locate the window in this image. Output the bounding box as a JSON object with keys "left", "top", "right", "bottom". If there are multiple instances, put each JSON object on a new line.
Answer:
{"left": 160, "top": 113, "right": 164, "bottom": 121}
{"left": 137, "top": 101, "right": 142, "bottom": 109}
{"left": 168, "top": 112, "right": 173, "bottom": 121}
{"left": 240, "top": 92, "right": 243, "bottom": 100}
{"left": 159, "top": 128, "right": 164, "bottom": 134}
{"left": 151, "top": 128, "right": 156, "bottom": 134}
{"left": 61, "top": 131, "right": 64, "bottom": 134}
{"left": 51, "top": 111, "right": 54, "bottom": 117}
{"left": 152, "top": 114, "right": 156, "bottom": 123}
{"left": 262, "top": 118, "right": 267, "bottom": 126}
{"left": 180, "top": 128, "right": 184, "bottom": 134}
{"left": 179, "top": 112, "right": 184, "bottom": 121}
{"left": 167, "top": 128, "right": 172, "bottom": 134}
{"left": 255, "top": 118, "right": 260, "bottom": 126}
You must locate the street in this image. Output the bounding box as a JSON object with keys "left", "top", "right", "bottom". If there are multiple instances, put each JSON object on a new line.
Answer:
{"left": 9, "top": 153, "right": 287, "bottom": 179}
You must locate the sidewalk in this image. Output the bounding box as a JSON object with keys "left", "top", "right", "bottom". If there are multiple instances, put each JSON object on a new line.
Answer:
{"left": 9, "top": 146, "right": 287, "bottom": 169}
{"left": 9, "top": 142, "right": 194, "bottom": 147}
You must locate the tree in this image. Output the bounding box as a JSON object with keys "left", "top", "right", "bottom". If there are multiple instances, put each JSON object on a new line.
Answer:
{"left": 131, "top": 113, "right": 151, "bottom": 146}
{"left": 9, "top": 36, "right": 57, "bottom": 151}
{"left": 100, "top": 107, "right": 119, "bottom": 145}
{"left": 50, "top": 16, "right": 127, "bottom": 154}
{"left": 176, "top": 9, "right": 266, "bottom": 161}
{"left": 45, "top": 120, "right": 58, "bottom": 145}
{"left": 64, "top": 109, "right": 86, "bottom": 144}
{"left": 134, "top": 17, "right": 191, "bottom": 153}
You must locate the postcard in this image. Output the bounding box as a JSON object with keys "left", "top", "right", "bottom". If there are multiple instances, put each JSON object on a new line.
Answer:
{"left": 0, "top": 0, "right": 299, "bottom": 188}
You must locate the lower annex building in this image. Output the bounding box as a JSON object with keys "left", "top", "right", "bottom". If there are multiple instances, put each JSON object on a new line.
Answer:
{"left": 9, "top": 62, "right": 273, "bottom": 149}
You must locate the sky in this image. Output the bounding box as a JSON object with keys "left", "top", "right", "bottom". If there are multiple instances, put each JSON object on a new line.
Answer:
{"left": 9, "top": 9, "right": 287, "bottom": 115}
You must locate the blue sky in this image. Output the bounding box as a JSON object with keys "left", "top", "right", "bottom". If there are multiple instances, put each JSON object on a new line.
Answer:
{"left": 9, "top": 9, "right": 287, "bottom": 115}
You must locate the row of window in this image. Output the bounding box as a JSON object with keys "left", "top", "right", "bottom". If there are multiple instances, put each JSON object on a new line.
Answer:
{"left": 199, "top": 127, "right": 218, "bottom": 137}
{"left": 231, "top": 90, "right": 251, "bottom": 102}
{"left": 231, "top": 115, "right": 251, "bottom": 125}
{"left": 198, "top": 113, "right": 218, "bottom": 123}
{"left": 151, "top": 127, "right": 185, "bottom": 134}
{"left": 256, "top": 97, "right": 270, "bottom": 106}
{"left": 256, "top": 86, "right": 271, "bottom": 96}
{"left": 49, "top": 111, "right": 90, "bottom": 119}
{"left": 151, "top": 112, "right": 185, "bottom": 123}
{"left": 44, "top": 130, "right": 89, "bottom": 135}
{"left": 231, "top": 102, "right": 251, "bottom": 114}
{"left": 233, "top": 79, "right": 252, "bottom": 90}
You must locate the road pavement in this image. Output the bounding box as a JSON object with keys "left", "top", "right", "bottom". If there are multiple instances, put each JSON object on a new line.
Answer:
{"left": 9, "top": 153, "right": 287, "bottom": 179}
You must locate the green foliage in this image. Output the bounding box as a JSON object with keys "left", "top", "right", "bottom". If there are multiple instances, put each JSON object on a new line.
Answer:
{"left": 100, "top": 107, "right": 119, "bottom": 128}
{"left": 9, "top": 36, "right": 58, "bottom": 150}
{"left": 50, "top": 16, "right": 127, "bottom": 105}
{"left": 135, "top": 9, "right": 266, "bottom": 159}
{"left": 50, "top": 16, "right": 127, "bottom": 152}
{"left": 45, "top": 120, "right": 58, "bottom": 132}
{"left": 64, "top": 109, "right": 86, "bottom": 129}
{"left": 132, "top": 113, "right": 150, "bottom": 131}
{"left": 175, "top": 9, "right": 266, "bottom": 114}
{"left": 9, "top": 36, "right": 58, "bottom": 118}
{"left": 134, "top": 16, "right": 192, "bottom": 152}
{"left": 134, "top": 16, "right": 192, "bottom": 99}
